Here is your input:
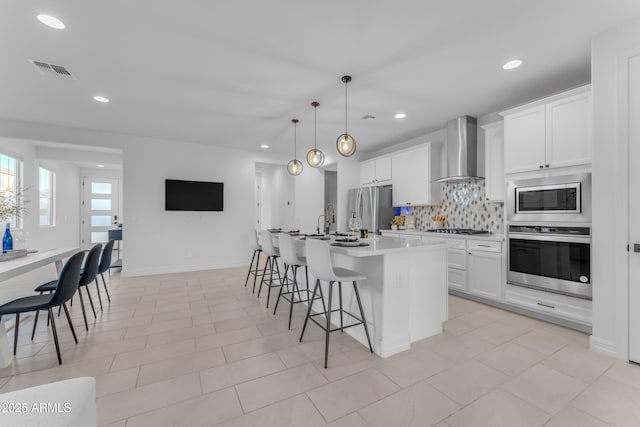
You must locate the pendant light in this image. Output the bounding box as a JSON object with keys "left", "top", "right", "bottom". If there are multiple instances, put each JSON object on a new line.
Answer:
{"left": 287, "top": 119, "right": 303, "bottom": 176}
{"left": 307, "top": 101, "right": 325, "bottom": 168}
{"left": 336, "top": 75, "right": 356, "bottom": 157}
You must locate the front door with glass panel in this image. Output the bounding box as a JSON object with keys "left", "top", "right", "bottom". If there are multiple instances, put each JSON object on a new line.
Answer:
{"left": 82, "top": 177, "right": 119, "bottom": 250}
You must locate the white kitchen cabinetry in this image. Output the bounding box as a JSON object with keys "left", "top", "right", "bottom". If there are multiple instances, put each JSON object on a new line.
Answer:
{"left": 505, "top": 285, "right": 591, "bottom": 327}
{"left": 447, "top": 240, "right": 467, "bottom": 292}
{"left": 501, "top": 85, "right": 591, "bottom": 174}
{"left": 391, "top": 143, "right": 442, "bottom": 207}
{"left": 467, "top": 240, "right": 502, "bottom": 300}
{"left": 482, "top": 122, "right": 505, "bottom": 202}
{"left": 360, "top": 156, "right": 392, "bottom": 186}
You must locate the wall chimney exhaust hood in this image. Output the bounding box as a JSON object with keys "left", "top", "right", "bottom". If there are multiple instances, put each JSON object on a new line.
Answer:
{"left": 435, "top": 116, "right": 484, "bottom": 183}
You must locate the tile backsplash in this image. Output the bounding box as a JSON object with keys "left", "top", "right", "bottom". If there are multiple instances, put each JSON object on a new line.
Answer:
{"left": 407, "top": 180, "right": 504, "bottom": 233}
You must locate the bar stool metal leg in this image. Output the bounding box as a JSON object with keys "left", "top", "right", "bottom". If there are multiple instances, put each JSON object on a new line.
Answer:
{"left": 244, "top": 249, "right": 258, "bottom": 287}
{"left": 287, "top": 266, "right": 297, "bottom": 330}
{"left": 273, "top": 264, "right": 289, "bottom": 315}
{"left": 324, "top": 282, "right": 333, "bottom": 368}
{"left": 257, "top": 256, "right": 271, "bottom": 298}
{"left": 338, "top": 282, "right": 344, "bottom": 332}
{"left": 299, "top": 279, "right": 320, "bottom": 342}
{"left": 353, "top": 281, "right": 373, "bottom": 353}
{"left": 251, "top": 251, "right": 263, "bottom": 294}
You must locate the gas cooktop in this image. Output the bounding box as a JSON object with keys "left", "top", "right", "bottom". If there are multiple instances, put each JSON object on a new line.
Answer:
{"left": 426, "top": 228, "right": 489, "bottom": 235}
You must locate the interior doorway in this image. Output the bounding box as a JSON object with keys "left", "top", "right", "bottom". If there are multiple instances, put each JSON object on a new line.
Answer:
{"left": 81, "top": 176, "right": 121, "bottom": 251}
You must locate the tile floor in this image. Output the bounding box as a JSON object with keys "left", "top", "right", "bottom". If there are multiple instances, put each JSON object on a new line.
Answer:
{"left": 0, "top": 265, "right": 639, "bottom": 426}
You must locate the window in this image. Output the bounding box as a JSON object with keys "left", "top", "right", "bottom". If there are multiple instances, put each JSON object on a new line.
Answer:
{"left": 0, "top": 153, "right": 22, "bottom": 227}
{"left": 39, "top": 167, "right": 55, "bottom": 226}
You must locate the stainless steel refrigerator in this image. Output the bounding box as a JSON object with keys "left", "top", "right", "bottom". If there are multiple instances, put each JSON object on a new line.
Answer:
{"left": 346, "top": 185, "right": 394, "bottom": 233}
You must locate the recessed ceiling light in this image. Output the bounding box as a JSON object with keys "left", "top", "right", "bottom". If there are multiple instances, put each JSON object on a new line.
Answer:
{"left": 93, "top": 95, "right": 110, "bottom": 103}
{"left": 260, "top": 144, "right": 269, "bottom": 149}
{"left": 394, "top": 113, "right": 406, "bottom": 119}
{"left": 97, "top": 164, "right": 105, "bottom": 168}
{"left": 502, "top": 59, "right": 523, "bottom": 70}
{"left": 37, "top": 14, "right": 65, "bottom": 30}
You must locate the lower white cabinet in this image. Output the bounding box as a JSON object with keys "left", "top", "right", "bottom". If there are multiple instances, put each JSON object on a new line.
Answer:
{"left": 447, "top": 240, "right": 467, "bottom": 291}
{"left": 505, "top": 284, "right": 592, "bottom": 326}
{"left": 466, "top": 239, "right": 503, "bottom": 301}
{"left": 467, "top": 251, "right": 502, "bottom": 300}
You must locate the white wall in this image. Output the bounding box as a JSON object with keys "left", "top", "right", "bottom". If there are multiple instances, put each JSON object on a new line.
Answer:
{"left": 590, "top": 17, "right": 640, "bottom": 359}
{"left": 260, "top": 165, "right": 294, "bottom": 230}
{"left": 0, "top": 118, "right": 290, "bottom": 277}
{"left": 0, "top": 139, "right": 80, "bottom": 250}
{"left": 294, "top": 166, "right": 324, "bottom": 233}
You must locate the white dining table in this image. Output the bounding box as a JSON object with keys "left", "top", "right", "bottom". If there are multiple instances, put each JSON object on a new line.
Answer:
{"left": 0, "top": 247, "right": 79, "bottom": 368}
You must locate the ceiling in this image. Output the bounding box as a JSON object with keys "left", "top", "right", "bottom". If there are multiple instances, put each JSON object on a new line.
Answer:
{"left": 2, "top": 1, "right": 640, "bottom": 156}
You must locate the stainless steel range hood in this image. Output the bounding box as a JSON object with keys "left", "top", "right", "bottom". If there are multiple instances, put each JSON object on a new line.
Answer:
{"left": 436, "top": 116, "right": 483, "bottom": 183}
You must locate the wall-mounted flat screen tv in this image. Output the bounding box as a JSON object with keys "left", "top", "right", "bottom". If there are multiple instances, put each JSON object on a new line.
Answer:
{"left": 165, "top": 179, "right": 223, "bottom": 211}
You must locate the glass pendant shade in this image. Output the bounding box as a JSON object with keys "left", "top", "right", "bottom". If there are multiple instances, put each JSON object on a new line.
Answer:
{"left": 337, "top": 75, "right": 356, "bottom": 157}
{"left": 306, "top": 148, "right": 325, "bottom": 167}
{"left": 307, "top": 101, "right": 325, "bottom": 167}
{"left": 287, "top": 159, "right": 303, "bottom": 175}
{"left": 336, "top": 133, "right": 356, "bottom": 157}
{"left": 287, "top": 118, "right": 303, "bottom": 176}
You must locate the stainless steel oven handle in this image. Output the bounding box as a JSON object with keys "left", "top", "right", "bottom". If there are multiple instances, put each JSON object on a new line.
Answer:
{"left": 508, "top": 233, "right": 591, "bottom": 244}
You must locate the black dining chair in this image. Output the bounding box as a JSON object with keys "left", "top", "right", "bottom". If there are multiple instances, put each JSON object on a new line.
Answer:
{"left": 95, "top": 240, "right": 115, "bottom": 304}
{"left": 35, "top": 244, "right": 103, "bottom": 331}
{"left": 0, "top": 251, "right": 84, "bottom": 364}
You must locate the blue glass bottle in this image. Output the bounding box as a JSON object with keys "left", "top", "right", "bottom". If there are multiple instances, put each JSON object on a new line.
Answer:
{"left": 3, "top": 223, "right": 13, "bottom": 253}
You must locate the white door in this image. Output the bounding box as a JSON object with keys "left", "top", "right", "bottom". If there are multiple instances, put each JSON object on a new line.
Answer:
{"left": 629, "top": 54, "right": 640, "bottom": 363}
{"left": 82, "top": 177, "right": 120, "bottom": 250}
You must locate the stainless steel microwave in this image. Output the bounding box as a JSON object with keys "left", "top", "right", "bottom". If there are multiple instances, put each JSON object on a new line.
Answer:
{"left": 507, "top": 173, "right": 591, "bottom": 224}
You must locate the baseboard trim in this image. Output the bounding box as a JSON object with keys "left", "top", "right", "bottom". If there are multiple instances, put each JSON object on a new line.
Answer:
{"left": 123, "top": 261, "right": 247, "bottom": 278}
{"left": 589, "top": 336, "right": 620, "bottom": 358}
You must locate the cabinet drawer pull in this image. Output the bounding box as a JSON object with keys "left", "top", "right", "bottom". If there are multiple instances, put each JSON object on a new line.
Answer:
{"left": 539, "top": 165, "right": 544, "bottom": 169}
{"left": 545, "top": 164, "right": 550, "bottom": 168}
{"left": 537, "top": 302, "right": 555, "bottom": 309}
{"left": 478, "top": 244, "right": 491, "bottom": 247}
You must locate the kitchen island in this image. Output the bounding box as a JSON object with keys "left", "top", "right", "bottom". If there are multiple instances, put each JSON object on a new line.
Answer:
{"left": 302, "top": 235, "right": 452, "bottom": 357}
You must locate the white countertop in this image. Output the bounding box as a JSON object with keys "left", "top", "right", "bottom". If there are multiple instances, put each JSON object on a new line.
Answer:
{"left": 380, "top": 229, "right": 505, "bottom": 242}
{"left": 328, "top": 235, "right": 453, "bottom": 257}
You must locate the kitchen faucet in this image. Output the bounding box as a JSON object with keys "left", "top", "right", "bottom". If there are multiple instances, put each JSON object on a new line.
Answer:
{"left": 317, "top": 214, "right": 326, "bottom": 234}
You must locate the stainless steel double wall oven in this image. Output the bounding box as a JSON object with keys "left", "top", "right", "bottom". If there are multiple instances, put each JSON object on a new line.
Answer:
{"left": 506, "top": 173, "right": 592, "bottom": 299}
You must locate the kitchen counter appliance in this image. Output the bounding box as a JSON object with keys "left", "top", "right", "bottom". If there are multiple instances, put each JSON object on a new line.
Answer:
{"left": 347, "top": 186, "right": 394, "bottom": 234}
{"left": 508, "top": 225, "right": 591, "bottom": 299}
{"left": 506, "top": 173, "right": 592, "bottom": 300}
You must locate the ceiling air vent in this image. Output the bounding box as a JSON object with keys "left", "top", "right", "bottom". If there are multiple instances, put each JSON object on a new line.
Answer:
{"left": 29, "top": 60, "right": 77, "bottom": 80}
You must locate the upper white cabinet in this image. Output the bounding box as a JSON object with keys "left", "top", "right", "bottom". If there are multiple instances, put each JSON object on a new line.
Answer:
{"left": 482, "top": 121, "right": 504, "bottom": 202}
{"left": 391, "top": 143, "right": 442, "bottom": 207}
{"left": 359, "top": 156, "right": 392, "bottom": 186}
{"left": 501, "top": 85, "right": 591, "bottom": 174}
